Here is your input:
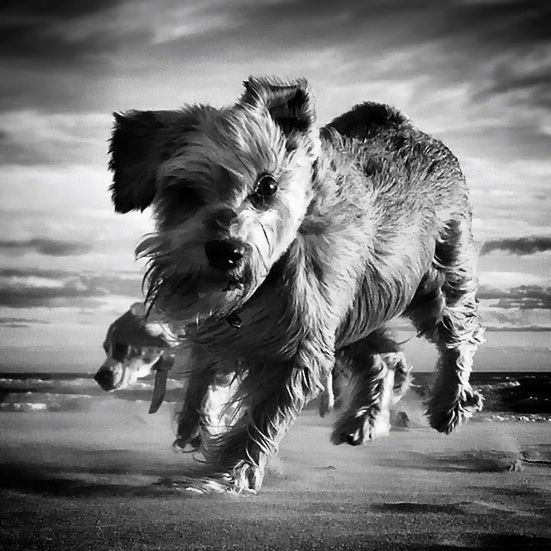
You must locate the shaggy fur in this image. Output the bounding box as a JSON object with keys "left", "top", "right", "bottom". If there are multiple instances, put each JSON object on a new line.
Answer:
{"left": 173, "top": 327, "right": 411, "bottom": 456}
{"left": 108, "top": 76, "right": 484, "bottom": 493}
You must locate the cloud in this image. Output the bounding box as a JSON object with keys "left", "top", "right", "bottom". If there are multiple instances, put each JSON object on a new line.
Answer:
{"left": 484, "top": 325, "right": 551, "bottom": 333}
{"left": 0, "top": 238, "right": 92, "bottom": 257}
{"left": 0, "top": 316, "right": 50, "bottom": 328}
{"left": 0, "top": 267, "right": 80, "bottom": 279}
{"left": 0, "top": 0, "right": 548, "bottom": 114}
{"left": 0, "top": 110, "right": 109, "bottom": 165}
{"left": 479, "top": 284, "right": 551, "bottom": 309}
{"left": 0, "top": 0, "right": 124, "bottom": 63}
{"left": 0, "top": 268, "right": 141, "bottom": 308}
{"left": 0, "top": 1, "right": 130, "bottom": 113}
{"left": 478, "top": 270, "right": 548, "bottom": 289}
{"left": 481, "top": 236, "right": 551, "bottom": 255}
{"left": 478, "top": 284, "right": 551, "bottom": 330}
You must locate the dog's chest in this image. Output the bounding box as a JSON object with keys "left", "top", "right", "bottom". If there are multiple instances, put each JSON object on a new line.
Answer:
{"left": 187, "top": 290, "right": 300, "bottom": 364}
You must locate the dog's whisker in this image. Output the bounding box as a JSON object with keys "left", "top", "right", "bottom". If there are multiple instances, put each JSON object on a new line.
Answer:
{"left": 257, "top": 219, "right": 272, "bottom": 268}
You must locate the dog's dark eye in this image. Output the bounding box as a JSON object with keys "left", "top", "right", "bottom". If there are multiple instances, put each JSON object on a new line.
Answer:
{"left": 252, "top": 174, "right": 278, "bottom": 205}
{"left": 112, "top": 342, "right": 129, "bottom": 361}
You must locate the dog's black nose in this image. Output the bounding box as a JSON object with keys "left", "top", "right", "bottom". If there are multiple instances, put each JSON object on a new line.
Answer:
{"left": 205, "top": 240, "right": 244, "bottom": 271}
{"left": 94, "top": 370, "right": 114, "bottom": 389}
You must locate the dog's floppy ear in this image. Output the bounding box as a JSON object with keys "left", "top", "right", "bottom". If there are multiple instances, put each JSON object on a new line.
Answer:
{"left": 240, "top": 76, "right": 316, "bottom": 134}
{"left": 129, "top": 302, "right": 146, "bottom": 318}
{"left": 109, "top": 111, "right": 173, "bottom": 213}
{"left": 109, "top": 111, "right": 165, "bottom": 213}
{"left": 109, "top": 111, "right": 161, "bottom": 213}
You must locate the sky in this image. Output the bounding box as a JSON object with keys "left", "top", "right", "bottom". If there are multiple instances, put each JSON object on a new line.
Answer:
{"left": 0, "top": 0, "right": 549, "bottom": 372}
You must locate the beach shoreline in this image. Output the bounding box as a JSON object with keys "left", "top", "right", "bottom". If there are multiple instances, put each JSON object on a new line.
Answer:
{"left": 1, "top": 396, "right": 550, "bottom": 550}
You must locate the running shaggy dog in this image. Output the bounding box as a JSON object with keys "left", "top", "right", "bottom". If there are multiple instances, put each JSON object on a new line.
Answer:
{"left": 108, "top": 76, "right": 484, "bottom": 493}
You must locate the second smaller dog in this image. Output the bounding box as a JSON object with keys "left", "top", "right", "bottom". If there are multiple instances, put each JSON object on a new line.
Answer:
{"left": 94, "top": 303, "right": 177, "bottom": 413}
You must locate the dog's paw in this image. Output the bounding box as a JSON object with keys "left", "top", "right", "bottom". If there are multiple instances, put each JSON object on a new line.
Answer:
{"left": 156, "top": 473, "right": 233, "bottom": 495}
{"left": 427, "top": 386, "right": 483, "bottom": 434}
{"left": 156, "top": 466, "right": 262, "bottom": 496}
{"left": 229, "top": 460, "right": 264, "bottom": 494}
{"left": 331, "top": 408, "right": 390, "bottom": 446}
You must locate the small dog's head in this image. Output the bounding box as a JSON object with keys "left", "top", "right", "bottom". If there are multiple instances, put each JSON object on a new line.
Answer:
{"left": 95, "top": 303, "right": 170, "bottom": 391}
{"left": 109, "top": 77, "right": 320, "bottom": 324}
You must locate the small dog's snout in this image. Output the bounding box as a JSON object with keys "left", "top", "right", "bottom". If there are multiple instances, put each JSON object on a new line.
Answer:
{"left": 94, "top": 369, "right": 114, "bottom": 389}
{"left": 205, "top": 240, "right": 244, "bottom": 271}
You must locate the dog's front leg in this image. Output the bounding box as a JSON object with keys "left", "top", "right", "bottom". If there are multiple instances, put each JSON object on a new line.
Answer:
{"left": 214, "top": 357, "right": 326, "bottom": 493}
{"left": 173, "top": 348, "right": 216, "bottom": 451}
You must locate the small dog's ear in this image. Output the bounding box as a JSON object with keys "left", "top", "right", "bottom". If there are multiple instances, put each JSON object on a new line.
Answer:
{"left": 130, "top": 302, "right": 146, "bottom": 318}
{"left": 109, "top": 111, "right": 167, "bottom": 213}
{"left": 241, "top": 76, "right": 316, "bottom": 134}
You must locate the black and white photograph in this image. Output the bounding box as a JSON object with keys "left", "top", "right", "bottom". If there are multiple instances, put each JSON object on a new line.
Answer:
{"left": 0, "top": 1, "right": 550, "bottom": 550}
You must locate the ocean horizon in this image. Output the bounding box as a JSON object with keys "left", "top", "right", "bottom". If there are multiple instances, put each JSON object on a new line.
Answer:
{"left": 1, "top": 370, "right": 549, "bottom": 424}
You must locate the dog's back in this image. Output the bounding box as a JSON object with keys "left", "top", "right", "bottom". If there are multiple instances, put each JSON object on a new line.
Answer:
{"left": 325, "top": 102, "right": 467, "bottom": 213}
{"left": 326, "top": 101, "right": 407, "bottom": 139}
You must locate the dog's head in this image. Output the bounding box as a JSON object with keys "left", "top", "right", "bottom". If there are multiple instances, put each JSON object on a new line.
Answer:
{"left": 95, "top": 303, "right": 170, "bottom": 391}
{"left": 109, "top": 77, "right": 320, "bottom": 324}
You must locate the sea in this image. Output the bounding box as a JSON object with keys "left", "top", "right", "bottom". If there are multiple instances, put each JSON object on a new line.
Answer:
{"left": 0, "top": 371, "right": 550, "bottom": 423}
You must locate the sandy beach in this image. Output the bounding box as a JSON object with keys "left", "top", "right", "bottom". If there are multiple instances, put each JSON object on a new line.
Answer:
{"left": 1, "top": 392, "right": 550, "bottom": 551}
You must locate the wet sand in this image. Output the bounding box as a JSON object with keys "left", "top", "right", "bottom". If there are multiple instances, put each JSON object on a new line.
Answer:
{"left": 1, "top": 395, "right": 550, "bottom": 550}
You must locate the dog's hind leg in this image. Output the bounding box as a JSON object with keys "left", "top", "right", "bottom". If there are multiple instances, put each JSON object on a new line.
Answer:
{"left": 408, "top": 218, "right": 484, "bottom": 434}
{"left": 331, "top": 330, "right": 412, "bottom": 446}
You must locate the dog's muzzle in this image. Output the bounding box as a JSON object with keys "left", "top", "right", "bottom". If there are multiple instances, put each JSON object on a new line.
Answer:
{"left": 94, "top": 363, "right": 122, "bottom": 391}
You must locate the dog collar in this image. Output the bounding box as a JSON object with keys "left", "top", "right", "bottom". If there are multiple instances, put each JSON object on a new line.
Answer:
{"left": 148, "top": 354, "right": 175, "bottom": 414}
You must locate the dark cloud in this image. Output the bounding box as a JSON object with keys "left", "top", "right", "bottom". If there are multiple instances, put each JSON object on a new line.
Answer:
{"left": 436, "top": 0, "right": 550, "bottom": 46}
{"left": 0, "top": 0, "right": 130, "bottom": 112}
{"left": 0, "top": 316, "right": 49, "bottom": 328}
{"left": 0, "top": 0, "right": 548, "bottom": 114}
{"left": 0, "top": 0, "right": 125, "bottom": 63}
{"left": 0, "top": 282, "right": 103, "bottom": 309}
{"left": 481, "top": 236, "right": 551, "bottom": 255}
{"left": 0, "top": 268, "right": 141, "bottom": 308}
{"left": 0, "top": 238, "right": 92, "bottom": 256}
{"left": 2, "top": 0, "right": 116, "bottom": 18}
{"left": 484, "top": 325, "right": 551, "bottom": 332}
{"left": 0, "top": 267, "right": 81, "bottom": 279}
{"left": 479, "top": 284, "right": 551, "bottom": 309}
{"left": 146, "top": 0, "right": 551, "bottom": 65}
